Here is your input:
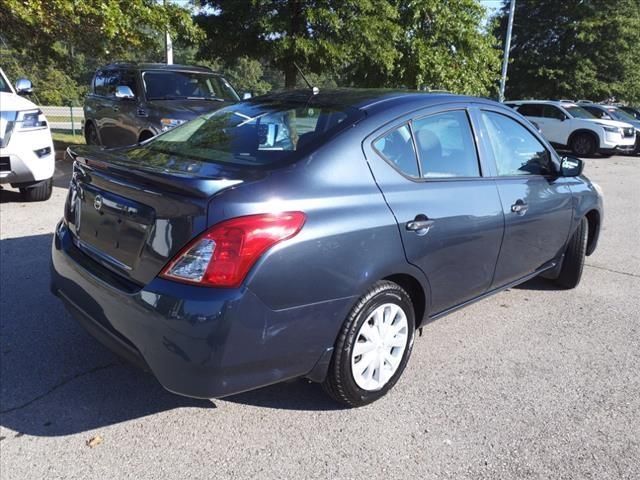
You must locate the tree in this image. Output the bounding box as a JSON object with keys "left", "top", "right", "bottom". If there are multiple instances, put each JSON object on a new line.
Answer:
{"left": 393, "top": 0, "right": 501, "bottom": 94}
{"left": 225, "top": 57, "right": 273, "bottom": 96}
{"left": 0, "top": 0, "right": 202, "bottom": 63}
{"left": 493, "top": 0, "right": 640, "bottom": 103}
{"left": 196, "top": 0, "right": 401, "bottom": 88}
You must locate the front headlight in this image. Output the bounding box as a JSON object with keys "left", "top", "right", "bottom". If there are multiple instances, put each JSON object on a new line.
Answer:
{"left": 160, "top": 118, "right": 187, "bottom": 131}
{"left": 17, "top": 109, "right": 47, "bottom": 130}
{"left": 601, "top": 125, "right": 622, "bottom": 135}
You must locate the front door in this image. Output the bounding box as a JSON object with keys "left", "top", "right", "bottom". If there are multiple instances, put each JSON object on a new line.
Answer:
{"left": 364, "top": 108, "right": 505, "bottom": 315}
{"left": 477, "top": 109, "right": 573, "bottom": 287}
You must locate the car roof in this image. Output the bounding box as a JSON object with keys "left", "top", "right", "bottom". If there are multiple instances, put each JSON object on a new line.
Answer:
{"left": 100, "top": 63, "right": 219, "bottom": 74}
{"left": 505, "top": 99, "right": 577, "bottom": 107}
{"left": 247, "top": 88, "right": 494, "bottom": 115}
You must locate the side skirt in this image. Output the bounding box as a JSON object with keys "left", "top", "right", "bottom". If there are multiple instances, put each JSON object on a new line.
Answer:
{"left": 427, "top": 260, "right": 559, "bottom": 322}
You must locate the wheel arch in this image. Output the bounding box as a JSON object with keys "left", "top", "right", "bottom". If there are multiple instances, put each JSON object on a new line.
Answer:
{"left": 383, "top": 273, "right": 428, "bottom": 328}
{"left": 584, "top": 209, "right": 600, "bottom": 256}
{"left": 568, "top": 129, "right": 600, "bottom": 150}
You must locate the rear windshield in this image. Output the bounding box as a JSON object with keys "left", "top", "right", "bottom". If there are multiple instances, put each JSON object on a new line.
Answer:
{"left": 137, "top": 100, "right": 364, "bottom": 167}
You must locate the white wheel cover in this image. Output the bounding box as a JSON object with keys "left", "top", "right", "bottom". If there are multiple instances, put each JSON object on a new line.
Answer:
{"left": 351, "top": 303, "right": 409, "bottom": 391}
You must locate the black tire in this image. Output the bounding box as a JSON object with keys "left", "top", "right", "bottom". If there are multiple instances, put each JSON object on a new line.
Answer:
{"left": 20, "top": 178, "right": 53, "bottom": 202}
{"left": 555, "top": 217, "right": 588, "bottom": 289}
{"left": 322, "top": 280, "right": 415, "bottom": 407}
{"left": 138, "top": 131, "right": 154, "bottom": 143}
{"left": 570, "top": 133, "right": 597, "bottom": 157}
{"left": 85, "top": 122, "right": 100, "bottom": 145}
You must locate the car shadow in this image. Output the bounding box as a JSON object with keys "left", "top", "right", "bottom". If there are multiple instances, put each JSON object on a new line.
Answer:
{"left": 0, "top": 233, "right": 343, "bottom": 437}
{"left": 512, "top": 276, "right": 559, "bottom": 291}
{"left": 0, "top": 159, "right": 72, "bottom": 204}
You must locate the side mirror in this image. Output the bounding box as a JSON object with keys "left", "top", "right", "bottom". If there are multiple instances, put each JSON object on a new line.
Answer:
{"left": 115, "top": 85, "right": 135, "bottom": 100}
{"left": 242, "top": 92, "right": 252, "bottom": 100}
{"left": 15, "top": 78, "right": 33, "bottom": 95}
{"left": 560, "top": 156, "right": 584, "bottom": 177}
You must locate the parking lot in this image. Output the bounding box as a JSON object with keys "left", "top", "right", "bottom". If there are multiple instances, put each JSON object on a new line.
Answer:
{"left": 0, "top": 154, "right": 638, "bottom": 479}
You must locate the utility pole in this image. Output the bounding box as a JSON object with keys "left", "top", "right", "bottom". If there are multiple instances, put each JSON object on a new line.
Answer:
{"left": 164, "top": 0, "right": 173, "bottom": 64}
{"left": 499, "top": 0, "right": 515, "bottom": 102}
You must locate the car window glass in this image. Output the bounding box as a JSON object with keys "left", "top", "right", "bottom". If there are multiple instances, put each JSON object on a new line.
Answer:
{"left": 412, "top": 110, "right": 480, "bottom": 178}
{"left": 480, "top": 111, "right": 553, "bottom": 176}
{"left": 131, "top": 102, "right": 361, "bottom": 168}
{"left": 94, "top": 71, "right": 107, "bottom": 96}
{"left": 142, "top": 71, "right": 240, "bottom": 101}
{"left": 542, "top": 105, "right": 565, "bottom": 120}
{"left": 516, "top": 104, "right": 543, "bottom": 117}
{"left": 118, "top": 70, "right": 138, "bottom": 97}
{"left": 373, "top": 124, "right": 419, "bottom": 177}
{"left": 583, "top": 106, "right": 609, "bottom": 119}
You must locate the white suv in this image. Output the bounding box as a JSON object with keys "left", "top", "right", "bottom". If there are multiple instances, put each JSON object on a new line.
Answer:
{"left": 505, "top": 100, "right": 636, "bottom": 157}
{"left": 0, "top": 67, "right": 54, "bottom": 201}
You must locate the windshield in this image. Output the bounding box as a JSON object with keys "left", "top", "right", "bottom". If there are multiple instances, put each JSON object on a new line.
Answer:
{"left": 0, "top": 72, "right": 12, "bottom": 93}
{"left": 564, "top": 106, "right": 596, "bottom": 119}
{"left": 135, "top": 100, "right": 364, "bottom": 167}
{"left": 142, "top": 70, "right": 239, "bottom": 102}
{"left": 608, "top": 107, "right": 637, "bottom": 122}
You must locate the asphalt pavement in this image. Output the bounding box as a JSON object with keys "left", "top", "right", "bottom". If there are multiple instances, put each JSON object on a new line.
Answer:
{"left": 0, "top": 155, "right": 638, "bottom": 479}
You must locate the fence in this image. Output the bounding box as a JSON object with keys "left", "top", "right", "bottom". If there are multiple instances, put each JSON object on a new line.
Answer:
{"left": 41, "top": 106, "right": 85, "bottom": 134}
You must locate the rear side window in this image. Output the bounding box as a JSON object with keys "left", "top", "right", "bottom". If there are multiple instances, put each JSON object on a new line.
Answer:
{"left": 480, "top": 111, "right": 553, "bottom": 176}
{"left": 516, "top": 104, "right": 544, "bottom": 117}
{"left": 413, "top": 110, "right": 480, "bottom": 178}
{"left": 94, "top": 70, "right": 119, "bottom": 97}
{"left": 373, "top": 124, "right": 419, "bottom": 177}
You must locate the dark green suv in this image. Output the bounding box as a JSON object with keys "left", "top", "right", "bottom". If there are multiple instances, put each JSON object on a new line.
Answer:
{"left": 83, "top": 63, "right": 240, "bottom": 147}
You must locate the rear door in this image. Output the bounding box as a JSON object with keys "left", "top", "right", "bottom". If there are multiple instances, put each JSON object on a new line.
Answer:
{"left": 364, "top": 106, "right": 505, "bottom": 315}
{"left": 540, "top": 105, "right": 571, "bottom": 145}
{"left": 474, "top": 108, "right": 573, "bottom": 287}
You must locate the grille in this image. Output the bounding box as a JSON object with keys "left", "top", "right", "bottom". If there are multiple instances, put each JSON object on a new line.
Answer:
{"left": 0, "top": 156, "right": 10, "bottom": 172}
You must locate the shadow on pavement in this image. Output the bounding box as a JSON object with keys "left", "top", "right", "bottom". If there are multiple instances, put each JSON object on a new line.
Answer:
{"left": 512, "top": 276, "right": 560, "bottom": 291}
{"left": 0, "top": 233, "right": 344, "bottom": 437}
{"left": 0, "top": 159, "right": 72, "bottom": 204}
{"left": 0, "top": 233, "right": 212, "bottom": 437}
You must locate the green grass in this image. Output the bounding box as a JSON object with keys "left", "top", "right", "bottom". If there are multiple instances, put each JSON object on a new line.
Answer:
{"left": 52, "top": 129, "right": 84, "bottom": 154}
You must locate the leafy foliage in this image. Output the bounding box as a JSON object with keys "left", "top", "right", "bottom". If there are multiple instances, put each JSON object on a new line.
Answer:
{"left": 493, "top": 0, "right": 640, "bottom": 103}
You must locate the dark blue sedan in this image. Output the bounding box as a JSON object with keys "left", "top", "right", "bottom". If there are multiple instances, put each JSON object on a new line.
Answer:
{"left": 51, "top": 89, "right": 603, "bottom": 406}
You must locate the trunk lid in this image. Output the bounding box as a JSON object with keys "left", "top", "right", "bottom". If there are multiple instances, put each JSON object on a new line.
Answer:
{"left": 64, "top": 145, "right": 264, "bottom": 286}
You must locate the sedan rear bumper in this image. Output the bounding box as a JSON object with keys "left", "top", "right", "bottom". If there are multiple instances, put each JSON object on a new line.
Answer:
{"left": 51, "top": 220, "right": 351, "bottom": 398}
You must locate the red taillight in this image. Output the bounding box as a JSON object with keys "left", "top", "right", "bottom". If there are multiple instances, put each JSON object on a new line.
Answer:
{"left": 160, "top": 212, "right": 306, "bottom": 288}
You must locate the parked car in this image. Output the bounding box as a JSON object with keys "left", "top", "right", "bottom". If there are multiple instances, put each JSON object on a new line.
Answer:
{"left": 83, "top": 63, "right": 240, "bottom": 147}
{"left": 505, "top": 100, "right": 636, "bottom": 156}
{"left": 579, "top": 104, "right": 640, "bottom": 154}
{"left": 52, "top": 90, "right": 603, "bottom": 406}
{"left": 0, "top": 67, "right": 54, "bottom": 201}
{"left": 619, "top": 105, "right": 640, "bottom": 120}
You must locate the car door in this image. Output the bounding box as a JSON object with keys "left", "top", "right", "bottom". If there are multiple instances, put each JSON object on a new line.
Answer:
{"left": 93, "top": 69, "right": 121, "bottom": 146}
{"left": 541, "top": 105, "right": 571, "bottom": 145}
{"left": 364, "top": 106, "right": 505, "bottom": 315}
{"left": 475, "top": 108, "right": 573, "bottom": 287}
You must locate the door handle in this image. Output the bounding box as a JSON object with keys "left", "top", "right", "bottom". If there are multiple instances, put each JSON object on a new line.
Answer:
{"left": 406, "top": 215, "right": 435, "bottom": 236}
{"left": 511, "top": 199, "right": 528, "bottom": 215}
{"left": 112, "top": 105, "right": 119, "bottom": 112}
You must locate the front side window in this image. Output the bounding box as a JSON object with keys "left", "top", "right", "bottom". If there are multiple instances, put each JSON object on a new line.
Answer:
{"left": 413, "top": 110, "right": 480, "bottom": 178}
{"left": 481, "top": 111, "right": 553, "bottom": 176}
{"left": 373, "top": 124, "right": 419, "bottom": 177}
{"left": 542, "top": 105, "right": 566, "bottom": 120}
{"left": 142, "top": 70, "right": 239, "bottom": 102}
{"left": 582, "top": 106, "right": 610, "bottom": 120}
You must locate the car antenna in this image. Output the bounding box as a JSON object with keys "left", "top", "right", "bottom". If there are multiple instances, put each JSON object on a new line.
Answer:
{"left": 294, "top": 62, "right": 319, "bottom": 95}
